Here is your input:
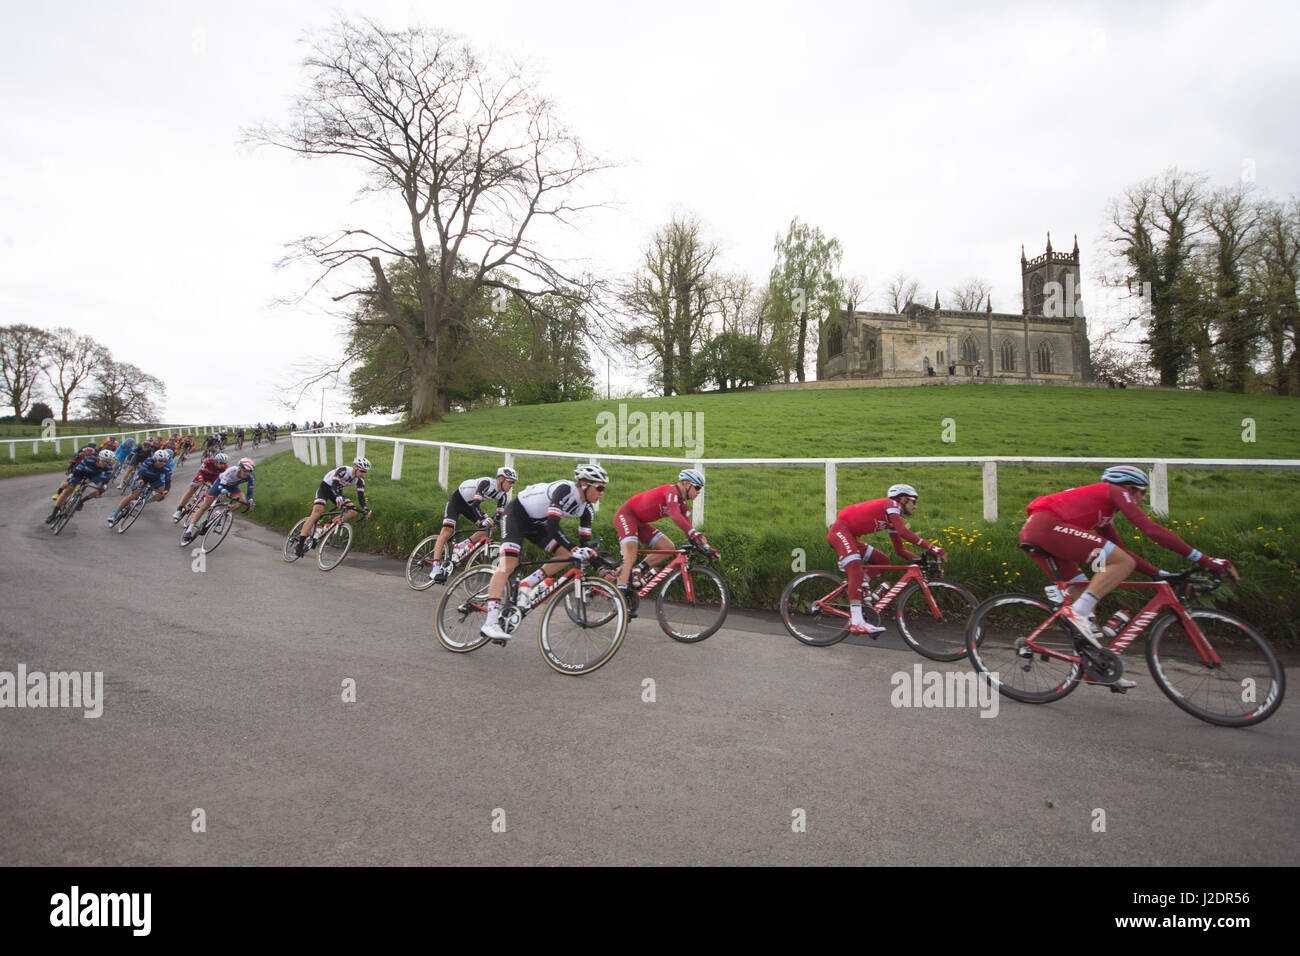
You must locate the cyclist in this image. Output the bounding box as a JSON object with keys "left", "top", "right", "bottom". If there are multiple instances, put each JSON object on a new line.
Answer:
{"left": 112, "top": 437, "right": 136, "bottom": 475}
{"left": 1020, "top": 465, "right": 1238, "bottom": 648}
{"left": 290, "top": 458, "right": 372, "bottom": 557}
{"left": 181, "top": 457, "right": 256, "bottom": 543}
{"left": 478, "top": 464, "right": 608, "bottom": 642}
{"left": 46, "top": 449, "right": 116, "bottom": 522}
{"left": 612, "top": 468, "right": 714, "bottom": 616}
{"left": 426, "top": 466, "right": 517, "bottom": 584}
{"left": 172, "top": 452, "right": 229, "bottom": 521}
{"left": 828, "top": 484, "right": 948, "bottom": 636}
{"left": 107, "top": 448, "right": 174, "bottom": 526}
{"left": 237, "top": 427, "right": 246, "bottom": 449}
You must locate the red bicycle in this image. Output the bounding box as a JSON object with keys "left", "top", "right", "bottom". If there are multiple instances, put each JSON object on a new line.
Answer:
{"left": 964, "top": 559, "right": 1285, "bottom": 727}
{"left": 780, "top": 554, "right": 978, "bottom": 661}
{"left": 605, "top": 544, "right": 729, "bottom": 643}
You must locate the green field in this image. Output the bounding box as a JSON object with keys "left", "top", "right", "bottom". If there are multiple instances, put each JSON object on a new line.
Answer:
{"left": 246, "top": 386, "right": 1300, "bottom": 644}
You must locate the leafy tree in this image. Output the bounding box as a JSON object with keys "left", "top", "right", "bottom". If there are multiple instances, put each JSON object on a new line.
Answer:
{"left": 1253, "top": 198, "right": 1300, "bottom": 395}
{"left": 620, "top": 214, "right": 718, "bottom": 396}
{"left": 767, "top": 218, "right": 843, "bottom": 382}
{"left": 697, "top": 331, "right": 780, "bottom": 391}
{"left": 248, "top": 17, "right": 609, "bottom": 423}
{"left": 25, "top": 401, "right": 55, "bottom": 426}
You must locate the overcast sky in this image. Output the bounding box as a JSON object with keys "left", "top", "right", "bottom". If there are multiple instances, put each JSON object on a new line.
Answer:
{"left": 3, "top": 0, "right": 1297, "bottom": 423}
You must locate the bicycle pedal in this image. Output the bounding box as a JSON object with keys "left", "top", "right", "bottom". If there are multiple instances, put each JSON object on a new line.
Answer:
{"left": 1109, "top": 684, "right": 1130, "bottom": 695}
{"left": 490, "top": 638, "right": 509, "bottom": 647}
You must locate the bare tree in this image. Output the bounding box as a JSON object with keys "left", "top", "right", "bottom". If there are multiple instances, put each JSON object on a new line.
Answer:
{"left": 885, "top": 273, "right": 921, "bottom": 313}
{"left": 842, "top": 274, "right": 870, "bottom": 315}
{"left": 43, "top": 328, "right": 110, "bottom": 423}
{"left": 1199, "top": 185, "right": 1261, "bottom": 391}
{"left": 0, "top": 324, "right": 53, "bottom": 420}
{"left": 247, "top": 18, "right": 611, "bottom": 423}
{"left": 1253, "top": 198, "right": 1300, "bottom": 394}
{"left": 84, "top": 359, "right": 166, "bottom": 426}
{"left": 949, "top": 277, "right": 993, "bottom": 312}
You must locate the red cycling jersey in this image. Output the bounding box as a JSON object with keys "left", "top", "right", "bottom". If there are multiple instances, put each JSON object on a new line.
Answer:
{"left": 834, "top": 498, "right": 931, "bottom": 559}
{"left": 615, "top": 484, "right": 698, "bottom": 545}
{"left": 1023, "top": 483, "right": 1199, "bottom": 578}
{"left": 193, "top": 457, "right": 224, "bottom": 484}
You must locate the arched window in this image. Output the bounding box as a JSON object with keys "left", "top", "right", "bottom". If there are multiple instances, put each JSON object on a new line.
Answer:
{"left": 1029, "top": 273, "right": 1046, "bottom": 314}
{"left": 1036, "top": 340, "right": 1054, "bottom": 373}
{"left": 867, "top": 340, "right": 877, "bottom": 362}
{"left": 961, "top": 336, "right": 979, "bottom": 364}
{"left": 1000, "top": 338, "right": 1016, "bottom": 373}
{"left": 826, "top": 323, "right": 844, "bottom": 357}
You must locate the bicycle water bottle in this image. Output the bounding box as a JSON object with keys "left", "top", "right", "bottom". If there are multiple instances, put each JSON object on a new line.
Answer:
{"left": 1101, "top": 610, "right": 1131, "bottom": 640}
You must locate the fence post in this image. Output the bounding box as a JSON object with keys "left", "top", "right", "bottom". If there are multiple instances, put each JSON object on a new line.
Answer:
{"left": 392, "top": 442, "right": 405, "bottom": 481}
{"left": 982, "top": 460, "right": 998, "bottom": 522}
{"left": 438, "top": 446, "right": 448, "bottom": 490}
{"left": 335, "top": 436, "right": 344, "bottom": 468}
{"left": 1151, "top": 461, "right": 1169, "bottom": 517}
{"left": 7, "top": 442, "right": 13, "bottom": 460}
{"left": 825, "top": 461, "right": 837, "bottom": 527}
{"left": 32, "top": 441, "right": 38, "bottom": 455}
{"left": 694, "top": 461, "right": 705, "bottom": 528}
{"left": 356, "top": 438, "right": 365, "bottom": 461}
{"left": 306, "top": 437, "right": 317, "bottom": 467}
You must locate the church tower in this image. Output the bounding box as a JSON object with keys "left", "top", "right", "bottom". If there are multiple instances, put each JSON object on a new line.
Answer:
{"left": 1021, "top": 233, "right": 1082, "bottom": 318}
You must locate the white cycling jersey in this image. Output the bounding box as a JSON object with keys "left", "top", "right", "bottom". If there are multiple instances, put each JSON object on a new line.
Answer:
{"left": 456, "top": 476, "right": 508, "bottom": 509}
{"left": 516, "top": 480, "right": 593, "bottom": 527}
{"left": 322, "top": 466, "right": 366, "bottom": 491}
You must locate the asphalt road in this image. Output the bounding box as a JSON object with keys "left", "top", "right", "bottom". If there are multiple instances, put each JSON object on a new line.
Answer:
{"left": 1, "top": 449, "right": 1296, "bottom": 865}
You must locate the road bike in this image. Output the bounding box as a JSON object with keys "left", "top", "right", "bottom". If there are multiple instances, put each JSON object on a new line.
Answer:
{"left": 112, "top": 481, "right": 161, "bottom": 534}
{"left": 48, "top": 482, "right": 91, "bottom": 535}
{"left": 964, "top": 555, "right": 1285, "bottom": 727}
{"left": 601, "top": 544, "right": 729, "bottom": 643}
{"left": 435, "top": 548, "right": 628, "bottom": 675}
{"left": 173, "top": 481, "right": 211, "bottom": 524}
{"left": 283, "top": 504, "right": 364, "bottom": 571}
{"left": 181, "top": 493, "right": 245, "bottom": 554}
{"left": 780, "top": 554, "right": 978, "bottom": 661}
{"left": 405, "top": 525, "right": 500, "bottom": 590}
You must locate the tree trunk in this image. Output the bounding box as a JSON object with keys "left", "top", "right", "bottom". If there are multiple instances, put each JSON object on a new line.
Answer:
{"left": 796, "top": 311, "right": 807, "bottom": 382}
{"left": 408, "top": 349, "right": 443, "bottom": 424}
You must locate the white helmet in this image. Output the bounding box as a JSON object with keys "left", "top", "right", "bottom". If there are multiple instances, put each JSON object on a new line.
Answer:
{"left": 215, "top": 453, "right": 229, "bottom": 466}
{"left": 887, "top": 484, "right": 919, "bottom": 500}
{"left": 574, "top": 463, "right": 609, "bottom": 484}
{"left": 353, "top": 456, "right": 372, "bottom": 472}
{"left": 497, "top": 466, "right": 518, "bottom": 482}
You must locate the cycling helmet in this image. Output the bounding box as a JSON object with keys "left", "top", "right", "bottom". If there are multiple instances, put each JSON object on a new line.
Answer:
{"left": 678, "top": 468, "right": 705, "bottom": 488}
{"left": 121, "top": 438, "right": 135, "bottom": 448}
{"left": 98, "top": 449, "right": 115, "bottom": 462}
{"left": 353, "top": 456, "right": 371, "bottom": 472}
{"left": 574, "top": 463, "right": 609, "bottom": 484}
{"left": 497, "top": 466, "right": 518, "bottom": 482}
{"left": 887, "top": 483, "right": 919, "bottom": 500}
{"left": 1102, "top": 465, "right": 1149, "bottom": 487}
{"left": 238, "top": 458, "right": 255, "bottom": 471}
{"left": 81, "top": 444, "right": 96, "bottom": 454}
{"left": 215, "top": 453, "right": 229, "bottom": 466}
{"left": 152, "top": 449, "right": 170, "bottom": 464}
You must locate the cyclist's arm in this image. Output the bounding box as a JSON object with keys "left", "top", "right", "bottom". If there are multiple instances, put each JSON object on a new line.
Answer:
{"left": 1096, "top": 523, "right": 1161, "bottom": 577}
{"left": 884, "top": 512, "right": 930, "bottom": 560}
{"left": 1110, "top": 485, "right": 1200, "bottom": 568}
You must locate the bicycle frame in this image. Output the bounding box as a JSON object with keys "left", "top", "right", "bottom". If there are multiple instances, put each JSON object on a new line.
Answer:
{"left": 627, "top": 547, "right": 700, "bottom": 600}
{"left": 1025, "top": 579, "right": 1220, "bottom": 666}
{"left": 805, "top": 563, "right": 937, "bottom": 618}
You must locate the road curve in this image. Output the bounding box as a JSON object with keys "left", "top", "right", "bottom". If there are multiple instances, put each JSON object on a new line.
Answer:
{"left": 1, "top": 448, "right": 1296, "bottom": 865}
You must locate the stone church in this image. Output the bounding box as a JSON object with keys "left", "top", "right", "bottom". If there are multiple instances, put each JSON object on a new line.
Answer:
{"left": 817, "top": 235, "right": 1093, "bottom": 383}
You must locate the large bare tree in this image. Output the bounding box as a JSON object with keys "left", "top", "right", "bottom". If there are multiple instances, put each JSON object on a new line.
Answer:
{"left": 247, "top": 18, "right": 609, "bottom": 423}
{"left": 949, "top": 277, "right": 993, "bottom": 312}
{"left": 0, "top": 324, "right": 52, "bottom": 420}
{"left": 885, "top": 273, "right": 921, "bottom": 313}
{"left": 84, "top": 359, "right": 165, "bottom": 426}
{"left": 43, "top": 328, "right": 109, "bottom": 423}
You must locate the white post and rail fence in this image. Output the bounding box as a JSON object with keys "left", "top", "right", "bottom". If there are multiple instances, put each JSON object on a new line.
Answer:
{"left": 292, "top": 430, "right": 1300, "bottom": 526}
{"left": 3, "top": 425, "right": 235, "bottom": 461}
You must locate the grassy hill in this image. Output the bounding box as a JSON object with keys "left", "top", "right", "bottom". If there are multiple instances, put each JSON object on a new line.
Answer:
{"left": 249, "top": 385, "right": 1300, "bottom": 644}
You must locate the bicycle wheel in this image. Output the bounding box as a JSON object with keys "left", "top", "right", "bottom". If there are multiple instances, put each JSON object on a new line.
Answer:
{"left": 116, "top": 494, "right": 148, "bottom": 533}
{"left": 317, "top": 522, "right": 353, "bottom": 570}
{"left": 283, "top": 518, "right": 309, "bottom": 562}
{"left": 434, "top": 567, "right": 497, "bottom": 652}
{"left": 1146, "top": 608, "right": 1286, "bottom": 727}
{"left": 964, "top": 594, "right": 1082, "bottom": 703}
{"left": 538, "top": 577, "right": 627, "bottom": 675}
{"left": 405, "top": 534, "right": 442, "bottom": 590}
{"left": 467, "top": 541, "right": 501, "bottom": 570}
{"left": 780, "top": 571, "right": 852, "bottom": 646}
{"left": 655, "top": 566, "right": 729, "bottom": 643}
{"left": 893, "top": 580, "right": 979, "bottom": 662}
{"left": 51, "top": 488, "right": 82, "bottom": 535}
{"left": 202, "top": 506, "right": 234, "bottom": 553}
